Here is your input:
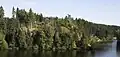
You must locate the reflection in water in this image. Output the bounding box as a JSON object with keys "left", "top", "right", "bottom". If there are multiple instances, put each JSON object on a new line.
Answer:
{"left": 117, "top": 40, "right": 120, "bottom": 51}
{"left": 117, "top": 40, "right": 120, "bottom": 57}
{"left": 0, "top": 50, "right": 95, "bottom": 57}
{"left": 0, "top": 40, "right": 120, "bottom": 57}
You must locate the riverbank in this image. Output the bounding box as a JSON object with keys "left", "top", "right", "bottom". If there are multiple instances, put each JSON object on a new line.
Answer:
{"left": 91, "top": 40, "right": 114, "bottom": 50}
{"left": 0, "top": 40, "right": 118, "bottom": 57}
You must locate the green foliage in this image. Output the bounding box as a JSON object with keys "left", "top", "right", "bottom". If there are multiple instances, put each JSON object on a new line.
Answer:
{"left": 0, "top": 6, "right": 120, "bottom": 50}
{"left": 0, "top": 32, "right": 8, "bottom": 49}
{"left": 0, "top": 32, "right": 4, "bottom": 40}
{"left": 1, "top": 39, "right": 8, "bottom": 49}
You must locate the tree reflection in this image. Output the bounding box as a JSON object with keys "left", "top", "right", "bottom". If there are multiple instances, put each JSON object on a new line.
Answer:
{"left": 117, "top": 40, "right": 120, "bottom": 56}
{"left": 0, "top": 50, "right": 96, "bottom": 57}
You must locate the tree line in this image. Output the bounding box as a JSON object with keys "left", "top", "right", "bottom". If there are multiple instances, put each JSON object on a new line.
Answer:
{"left": 0, "top": 6, "right": 120, "bottom": 50}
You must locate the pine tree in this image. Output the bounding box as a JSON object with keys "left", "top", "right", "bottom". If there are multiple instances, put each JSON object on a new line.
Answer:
{"left": 12, "top": 7, "right": 15, "bottom": 19}
{"left": 0, "top": 6, "right": 4, "bottom": 18}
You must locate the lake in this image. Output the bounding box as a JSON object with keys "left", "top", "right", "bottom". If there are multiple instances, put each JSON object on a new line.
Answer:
{"left": 0, "top": 40, "right": 120, "bottom": 57}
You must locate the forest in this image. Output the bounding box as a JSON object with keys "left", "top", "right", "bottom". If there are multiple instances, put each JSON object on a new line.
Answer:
{"left": 0, "top": 6, "right": 120, "bottom": 50}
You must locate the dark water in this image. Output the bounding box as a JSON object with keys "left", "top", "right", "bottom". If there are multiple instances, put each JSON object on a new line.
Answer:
{"left": 0, "top": 40, "right": 120, "bottom": 57}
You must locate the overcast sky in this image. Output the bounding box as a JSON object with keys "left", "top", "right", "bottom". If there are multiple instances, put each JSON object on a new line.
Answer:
{"left": 0, "top": 0, "right": 120, "bottom": 25}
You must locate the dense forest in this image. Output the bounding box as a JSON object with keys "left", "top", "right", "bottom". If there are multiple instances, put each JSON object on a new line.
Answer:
{"left": 0, "top": 6, "right": 120, "bottom": 50}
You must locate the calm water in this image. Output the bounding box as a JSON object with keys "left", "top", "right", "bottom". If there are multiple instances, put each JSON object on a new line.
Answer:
{"left": 0, "top": 40, "right": 120, "bottom": 57}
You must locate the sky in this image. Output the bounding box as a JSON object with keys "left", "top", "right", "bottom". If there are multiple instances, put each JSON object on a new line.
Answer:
{"left": 0, "top": 0, "right": 120, "bottom": 26}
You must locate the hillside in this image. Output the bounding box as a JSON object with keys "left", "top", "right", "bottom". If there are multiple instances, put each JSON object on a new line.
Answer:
{"left": 0, "top": 6, "right": 120, "bottom": 50}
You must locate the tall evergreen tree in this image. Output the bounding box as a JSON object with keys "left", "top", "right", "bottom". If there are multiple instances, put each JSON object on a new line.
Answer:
{"left": 39, "top": 13, "right": 43, "bottom": 22}
{"left": 16, "top": 7, "right": 19, "bottom": 20}
{"left": 0, "top": 6, "right": 4, "bottom": 18}
{"left": 28, "top": 8, "right": 34, "bottom": 22}
{"left": 12, "top": 7, "right": 15, "bottom": 19}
